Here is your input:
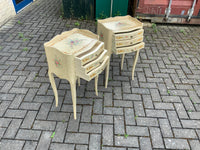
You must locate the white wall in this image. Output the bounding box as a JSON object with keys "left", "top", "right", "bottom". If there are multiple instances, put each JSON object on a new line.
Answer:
{"left": 0, "top": 0, "right": 16, "bottom": 26}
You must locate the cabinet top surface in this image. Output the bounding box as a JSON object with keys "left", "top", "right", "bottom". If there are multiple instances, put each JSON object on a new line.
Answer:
{"left": 44, "top": 28, "right": 98, "bottom": 55}
{"left": 99, "top": 15, "right": 143, "bottom": 32}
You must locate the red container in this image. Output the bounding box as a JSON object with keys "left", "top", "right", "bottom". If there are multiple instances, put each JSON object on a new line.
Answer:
{"left": 135, "top": 0, "right": 200, "bottom": 24}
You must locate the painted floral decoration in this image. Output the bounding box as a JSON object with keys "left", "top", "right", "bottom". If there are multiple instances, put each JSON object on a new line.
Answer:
{"left": 54, "top": 56, "right": 61, "bottom": 67}
{"left": 68, "top": 38, "right": 83, "bottom": 49}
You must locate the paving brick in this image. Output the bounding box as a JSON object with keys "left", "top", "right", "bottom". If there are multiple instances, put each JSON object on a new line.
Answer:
{"left": 150, "top": 127, "right": 164, "bottom": 148}
{"left": 20, "top": 102, "right": 41, "bottom": 110}
{"left": 181, "top": 120, "right": 200, "bottom": 129}
{"left": 0, "top": 81, "right": 14, "bottom": 93}
{"left": 114, "top": 116, "right": 125, "bottom": 134}
{"left": 52, "top": 122, "right": 68, "bottom": 142}
{"left": 188, "top": 112, "right": 200, "bottom": 119}
{"left": 102, "top": 147, "right": 126, "bottom": 150}
{"left": 126, "top": 126, "right": 149, "bottom": 136}
{"left": 104, "top": 93, "right": 112, "bottom": 106}
{"left": 124, "top": 108, "right": 135, "bottom": 125}
{"left": 0, "top": 118, "right": 11, "bottom": 127}
{"left": 81, "top": 106, "right": 92, "bottom": 122}
{"left": 146, "top": 109, "right": 167, "bottom": 118}
{"left": 49, "top": 143, "right": 75, "bottom": 150}
{"left": 61, "top": 104, "right": 82, "bottom": 113}
{"left": 34, "top": 95, "right": 54, "bottom": 103}
{"left": 164, "top": 138, "right": 190, "bottom": 149}
{"left": 93, "top": 99, "right": 103, "bottom": 114}
{"left": 134, "top": 101, "right": 145, "bottom": 116}
{"left": 65, "top": 133, "right": 89, "bottom": 144}
{"left": 23, "top": 141, "right": 38, "bottom": 150}
{"left": 167, "top": 111, "right": 181, "bottom": 128}
{"left": 150, "top": 89, "right": 162, "bottom": 101}
{"left": 173, "top": 128, "right": 197, "bottom": 139}
{"left": 67, "top": 113, "right": 80, "bottom": 132}
{"left": 21, "top": 110, "right": 37, "bottom": 129}
{"left": 36, "top": 131, "right": 52, "bottom": 150}
{"left": 4, "top": 119, "right": 22, "bottom": 138}
{"left": 115, "top": 136, "right": 139, "bottom": 147}
{"left": 114, "top": 87, "right": 122, "bottom": 99}
{"left": 5, "top": 109, "right": 27, "bottom": 118}
{"left": 123, "top": 94, "right": 141, "bottom": 101}
{"left": 9, "top": 94, "right": 24, "bottom": 109}
{"left": 154, "top": 102, "right": 174, "bottom": 110}
{"left": 159, "top": 119, "right": 173, "bottom": 137}
{"left": 174, "top": 103, "right": 188, "bottom": 119}
{"left": 92, "top": 115, "right": 113, "bottom": 124}
{"left": 24, "top": 88, "right": 38, "bottom": 102}
{"left": 76, "top": 145, "right": 88, "bottom": 150}
{"left": 47, "top": 112, "right": 70, "bottom": 121}
{"left": 162, "top": 96, "right": 181, "bottom": 102}
{"left": 114, "top": 100, "right": 133, "bottom": 107}
{"left": 103, "top": 124, "right": 113, "bottom": 146}
{"left": 139, "top": 137, "right": 152, "bottom": 150}
{"left": 104, "top": 107, "right": 123, "bottom": 115}
{"left": 142, "top": 95, "right": 154, "bottom": 109}
{"left": 136, "top": 117, "right": 158, "bottom": 127}
{"left": 0, "top": 128, "right": 6, "bottom": 140}
{"left": 0, "top": 139, "right": 25, "bottom": 150}
{"left": 79, "top": 123, "right": 101, "bottom": 133}
{"left": 189, "top": 140, "right": 200, "bottom": 150}
{"left": 36, "top": 103, "right": 51, "bottom": 120}
{"left": 33, "top": 120, "right": 56, "bottom": 131}
{"left": 16, "top": 129, "right": 41, "bottom": 140}
{"left": 0, "top": 101, "right": 10, "bottom": 116}
{"left": 181, "top": 97, "right": 195, "bottom": 111}
{"left": 0, "top": 93, "right": 15, "bottom": 101}
{"left": 89, "top": 134, "right": 101, "bottom": 150}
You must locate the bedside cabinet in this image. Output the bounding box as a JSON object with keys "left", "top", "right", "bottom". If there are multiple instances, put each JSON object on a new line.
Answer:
{"left": 44, "top": 28, "right": 110, "bottom": 119}
{"left": 97, "top": 15, "right": 145, "bottom": 80}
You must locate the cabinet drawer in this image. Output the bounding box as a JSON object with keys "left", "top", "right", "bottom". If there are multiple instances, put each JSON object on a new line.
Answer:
{"left": 114, "top": 42, "right": 145, "bottom": 54}
{"left": 84, "top": 50, "right": 107, "bottom": 73}
{"left": 115, "top": 36, "right": 143, "bottom": 47}
{"left": 76, "top": 55, "right": 109, "bottom": 81}
{"left": 75, "top": 42, "right": 104, "bottom": 66}
{"left": 115, "top": 29, "right": 144, "bottom": 41}
{"left": 87, "top": 55, "right": 109, "bottom": 80}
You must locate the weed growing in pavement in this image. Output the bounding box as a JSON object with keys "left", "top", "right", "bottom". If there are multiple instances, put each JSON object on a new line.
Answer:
{"left": 17, "top": 20, "right": 22, "bottom": 25}
{"left": 18, "top": 32, "right": 24, "bottom": 38}
{"left": 51, "top": 132, "right": 55, "bottom": 138}
{"left": 74, "top": 22, "right": 80, "bottom": 26}
{"left": 151, "top": 23, "right": 157, "bottom": 33}
{"left": 180, "top": 29, "right": 187, "bottom": 35}
{"left": 124, "top": 133, "right": 129, "bottom": 138}
{"left": 22, "top": 47, "right": 28, "bottom": 51}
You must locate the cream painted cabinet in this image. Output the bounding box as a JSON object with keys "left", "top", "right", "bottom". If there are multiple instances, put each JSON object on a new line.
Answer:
{"left": 97, "top": 15, "right": 145, "bottom": 80}
{"left": 44, "top": 28, "right": 110, "bottom": 119}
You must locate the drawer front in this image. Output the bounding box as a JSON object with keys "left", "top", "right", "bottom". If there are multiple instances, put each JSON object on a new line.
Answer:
{"left": 84, "top": 50, "right": 107, "bottom": 73}
{"left": 88, "top": 56, "right": 109, "bottom": 80}
{"left": 115, "top": 42, "right": 145, "bottom": 54}
{"left": 78, "top": 43, "right": 104, "bottom": 65}
{"left": 115, "top": 36, "right": 143, "bottom": 47}
{"left": 115, "top": 29, "right": 144, "bottom": 41}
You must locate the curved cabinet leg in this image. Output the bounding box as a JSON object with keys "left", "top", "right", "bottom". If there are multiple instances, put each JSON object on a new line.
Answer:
{"left": 105, "top": 60, "right": 110, "bottom": 88}
{"left": 95, "top": 75, "right": 98, "bottom": 96}
{"left": 121, "top": 54, "right": 125, "bottom": 70}
{"left": 78, "top": 77, "right": 80, "bottom": 86}
{"left": 70, "top": 80, "right": 77, "bottom": 120}
{"left": 48, "top": 72, "right": 58, "bottom": 107}
{"left": 132, "top": 50, "right": 140, "bottom": 80}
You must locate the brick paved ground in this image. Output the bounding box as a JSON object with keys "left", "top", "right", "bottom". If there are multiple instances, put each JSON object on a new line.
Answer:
{"left": 0, "top": 0, "right": 200, "bottom": 149}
